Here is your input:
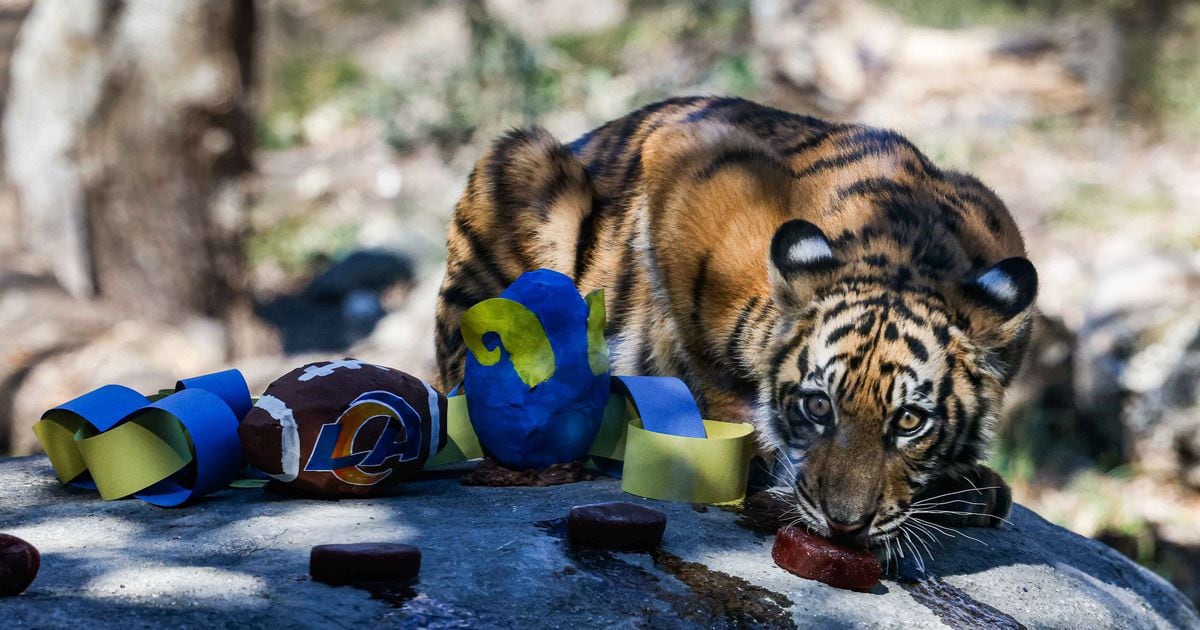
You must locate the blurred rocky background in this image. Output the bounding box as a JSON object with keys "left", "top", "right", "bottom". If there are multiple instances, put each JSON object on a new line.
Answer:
{"left": 0, "top": 0, "right": 1197, "bottom": 606}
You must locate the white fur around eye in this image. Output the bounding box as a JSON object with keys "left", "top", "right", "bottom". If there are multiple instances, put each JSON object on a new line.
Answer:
{"left": 895, "top": 415, "right": 935, "bottom": 445}
{"left": 787, "top": 237, "right": 834, "bottom": 266}
{"left": 977, "top": 267, "right": 1018, "bottom": 303}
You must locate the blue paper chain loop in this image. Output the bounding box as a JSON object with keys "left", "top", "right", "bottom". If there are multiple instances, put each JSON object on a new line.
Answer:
{"left": 35, "top": 369, "right": 250, "bottom": 507}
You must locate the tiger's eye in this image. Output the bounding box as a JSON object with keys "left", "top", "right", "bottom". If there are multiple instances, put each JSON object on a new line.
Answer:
{"left": 803, "top": 393, "right": 833, "bottom": 422}
{"left": 895, "top": 409, "right": 926, "bottom": 434}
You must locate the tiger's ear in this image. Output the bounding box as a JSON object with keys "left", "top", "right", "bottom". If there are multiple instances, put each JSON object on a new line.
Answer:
{"left": 958, "top": 257, "right": 1038, "bottom": 331}
{"left": 954, "top": 257, "right": 1038, "bottom": 383}
{"left": 768, "top": 220, "right": 841, "bottom": 309}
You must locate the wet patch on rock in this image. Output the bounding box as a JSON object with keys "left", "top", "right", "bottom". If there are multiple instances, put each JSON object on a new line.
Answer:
{"left": 651, "top": 548, "right": 796, "bottom": 627}
{"left": 901, "top": 575, "right": 1026, "bottom": 630}
{"left": 354, "top": 580, "right": 476, "bottom": 628}
{"left": 537, "top": 517, "right": 796, "bottom": 628}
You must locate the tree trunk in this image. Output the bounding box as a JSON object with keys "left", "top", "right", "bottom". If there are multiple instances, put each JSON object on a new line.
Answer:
{"left": 3, "top": 0, "right": 257, "bottom": 330}
{"left": 0, "top": 0, "right": 31, "bottom": 266}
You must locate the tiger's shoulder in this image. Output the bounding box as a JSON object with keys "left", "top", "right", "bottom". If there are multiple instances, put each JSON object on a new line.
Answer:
{"left": 435, "top": 96, "right": 1030, "bottom": 393}
{"left": 569, "top": 96, "right": 1025, "bottom": 278}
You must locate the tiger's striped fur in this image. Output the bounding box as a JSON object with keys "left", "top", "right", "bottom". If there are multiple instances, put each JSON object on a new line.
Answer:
{"left": 435, "top": 97, "right": 1036, "bottom": 550}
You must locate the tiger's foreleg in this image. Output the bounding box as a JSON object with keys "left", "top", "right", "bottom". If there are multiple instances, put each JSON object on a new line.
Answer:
{"left": 434, "top": 128, "right": 596, "bottom": 391}
{"left": 909, "top": 464, "right": 1013, "bottom": 529}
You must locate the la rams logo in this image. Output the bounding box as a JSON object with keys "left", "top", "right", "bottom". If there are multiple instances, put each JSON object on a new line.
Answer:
{"left": 303, "top": 390, "right": 424, "bottom": 486}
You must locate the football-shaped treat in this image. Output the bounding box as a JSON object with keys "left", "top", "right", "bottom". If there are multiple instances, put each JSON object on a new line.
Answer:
{"left": 239, "top": 359, "right": 447, "bottom": 496}
{"left": 772, "top": 525, "right": 881, "bottom": 591}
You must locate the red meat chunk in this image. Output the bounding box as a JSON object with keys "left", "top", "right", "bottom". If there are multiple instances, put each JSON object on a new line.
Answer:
{"left": 0, "top": 534, "right": 39, "bottom": 597}
{"left": 772, "top": 526, "right": 880, "bottom": 591}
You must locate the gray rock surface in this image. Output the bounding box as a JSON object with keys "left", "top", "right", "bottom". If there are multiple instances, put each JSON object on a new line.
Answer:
{"left": 0, "top": 455, "right": 1195, "bottom": 629}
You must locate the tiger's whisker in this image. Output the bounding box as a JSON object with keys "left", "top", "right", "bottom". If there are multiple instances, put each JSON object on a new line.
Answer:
{"left": 903, "top": 523, "right": 937, "bottom": 562}
{"left": 901, "top": 531, "right": 924, "bottom": 573}
{"left": 905, "top": 518, "right": 946, "bottom": 546}
{"left": 911, "top": 516, "right": 989, "bottom": 547}
{"left": 902, "top": 528, "right": 926, "bottom": 571}
{"left": 907, "top": 516, "right": 962, "bottom": 539}
{"left": 913, "top": 499, "right": 988, "bottom": 509}
{"left": 957, "top": 471, "right": 982, "bottom": 493}
{"left": 764, "top": 467, "right": 795, "bottom": 490}
{"left": 904, "top": 521, "right": 938, "bottom": 547}
{"left": 775, "top": 448, "right": 799, "bottom": 475}
{"left": 911, "top": 486, "right": 1001, "bottom": 505}
{"left": 773, "top": 449, "right": 801, "bottom": 487}
{"left": 910, "top": 509, "right": 1013, "bottom": 527}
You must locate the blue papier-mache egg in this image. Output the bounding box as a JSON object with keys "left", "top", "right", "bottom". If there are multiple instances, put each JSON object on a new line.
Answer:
{"left": 462, "top": 268, "right": 610, "bottom": 469}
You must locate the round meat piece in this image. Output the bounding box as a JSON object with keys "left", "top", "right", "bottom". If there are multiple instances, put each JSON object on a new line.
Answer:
{"left": 0, "top": 534, "right": 40, "bottom": 597}
{"left": 567, "top": 502, "right": 667, "bottom": 551}
{"left": 772, "top": 525, "right": 880, "bottom": 591}
{"left": 309, "top": 543, "right": 421, "bottom": 586}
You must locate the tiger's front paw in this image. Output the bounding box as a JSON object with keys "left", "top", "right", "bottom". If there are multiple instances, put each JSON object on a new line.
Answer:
{"left": 910, "top": 465, "right": 1012, "bottom": 529}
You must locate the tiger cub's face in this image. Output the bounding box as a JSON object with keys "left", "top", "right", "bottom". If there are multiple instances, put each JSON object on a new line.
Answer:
{"left": 757, "top": 220, "right": 1036, "bottom": 549}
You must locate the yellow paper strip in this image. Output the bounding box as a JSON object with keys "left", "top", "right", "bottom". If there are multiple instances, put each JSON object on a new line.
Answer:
{"left": 32, "top": 414, "right": 89, "bottom": 483}
{"left": 425, "top": 394, "right": 484, "bottom": 467}
{"left": 75, "top": 410, "right": 193, "bottom": 500}
{"left": 584, "top": 290, "right": 609, "bottom": 376}
{"left": 621, "top": 418, "right": 754, "bottom": 504}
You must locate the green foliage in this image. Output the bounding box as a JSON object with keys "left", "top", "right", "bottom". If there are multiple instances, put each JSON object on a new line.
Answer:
{"left": 549, "top": 25, "right": 638, "bottom": 73}
{"left": 247, "top": 214, "right": 359, "bottom": 279}
{"left": 257, "top": 114, "right": 302, "bottom": 151}
{"left": 712, "top": 54, "right": 758, "bottom": 95}
{"left": 549, "top": 0, "right": 750, "bottom": 86}
{"left": 1135, "top": 3, "right": 1200, "bottom": 135}
{"left": 874, "top": 0, "right": 1146, "bottom": 29}
{"left": 874, "top": 0, "right": 1200, "bottom": 133}
{"left": 675, "top": 0, "right": 751, "bottom": 42}
{"left": 361, "top": 2, "right": 569, "bottom": 153}
{"left": 1051, "top": 182, "right": 1174, "bottom": 229}
{"left": 259, "top": 54, "right": 368, "bottom": 149}
{"left": 274, "top": 55, "right": 366, "bottom": 119}
{"left": 332, "top": 0, "right": 431, "bottom": 21}
{"left": 466, "top": 2, "right": 563, "bottom": 124}
{"left": 872, "top": 0, "right": 1055, "bottom": 29}
{"left": 990, "top": 405, "right": 1093, "bottom": 485}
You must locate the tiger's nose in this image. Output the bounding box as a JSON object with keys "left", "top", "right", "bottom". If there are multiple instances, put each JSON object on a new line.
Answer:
{"left": 825, "top": 514, "right": 873, "bottom": 545}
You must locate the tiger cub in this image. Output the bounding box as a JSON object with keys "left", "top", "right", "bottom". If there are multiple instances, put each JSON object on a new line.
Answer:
{"left": 435, "top": 97, "right": 1035, "bottom": 549}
